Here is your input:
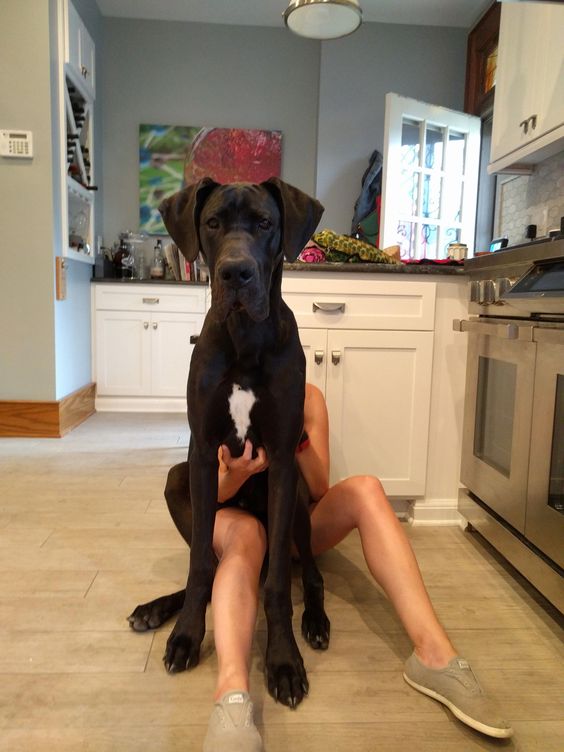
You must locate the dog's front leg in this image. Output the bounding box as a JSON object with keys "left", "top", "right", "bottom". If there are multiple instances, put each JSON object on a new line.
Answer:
{"left": 264, "top": 457, "right": 308, "bottom": 708}
{"left": 164, "top": 451, "right": 217, "bottom": 674}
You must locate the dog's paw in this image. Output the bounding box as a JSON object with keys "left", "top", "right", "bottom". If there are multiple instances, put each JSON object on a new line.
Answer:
{"left": 127, "top": 591, "right": 184, "bottom": 632}
{"left": 163, "top": 631, "right": 201, "bottom": 674}
{"left": 301, "top": 608, "right": 330, "bottom": 650}
{"left": 266, "top": 649, "right": 309, "bottom": 708}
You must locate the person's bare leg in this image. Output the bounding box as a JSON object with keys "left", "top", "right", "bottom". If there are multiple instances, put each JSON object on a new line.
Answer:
{"left": 211, "top": 508, "right": 267, "bottom": 699}
{"left": 309, "top": 475, "right": 456, "bottom": 668}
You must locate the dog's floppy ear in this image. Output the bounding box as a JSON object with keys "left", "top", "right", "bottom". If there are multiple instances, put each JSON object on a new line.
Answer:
{"left": 262, "top": 177, "right": 324, "bottom": 262}
{"left": 159, "top": 178, "right": 219, "bottom": 261}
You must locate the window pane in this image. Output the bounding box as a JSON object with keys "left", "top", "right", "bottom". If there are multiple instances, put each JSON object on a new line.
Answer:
{"left": 401, "top": 119, "right": 420, "bottom": 169}
{"left": 422, "top": 174, "right": 441, "bottom": 220}
{"left": 443, "top": 178, "right": 463, "bottom": 224}
{"left": 420, "top": 223, "right": 438, "bottom": 258}
{"left": 396, "top": 220, "right": 416, "bottom": 259}
{"left": 425, "top": 124, "right": 444, "bottom": 169}
{"left": 474, "top": 357, "right": 516, "bottom": 477}
{"left": 447, "top": 131, "right": 466, "bottom": 175}
{"left": 399, "top": 171, "right": 419, "bottom": 217}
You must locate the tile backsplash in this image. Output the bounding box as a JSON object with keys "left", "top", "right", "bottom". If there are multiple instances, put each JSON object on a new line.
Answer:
{"left": 496, "top": 150, "right": 564, "bottom": 246}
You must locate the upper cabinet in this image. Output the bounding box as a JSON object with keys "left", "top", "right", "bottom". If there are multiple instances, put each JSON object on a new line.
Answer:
{"left": 489, "top": 1, "right": 564, "bottom": 173}
{"left": 65, "top": 0, "right": 95, "bottom": 101}
{"left": 55, "top": 0, "right": 97, "bottom": 264}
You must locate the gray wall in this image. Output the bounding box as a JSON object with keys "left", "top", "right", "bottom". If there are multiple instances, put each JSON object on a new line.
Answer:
{"left": 316, "top": 22, "right": 468, "bottom": 233}
{"left": 101, "top": 18, "right": 467, "bottom": 243}
{"left": 101, "top": 19, "right": 321, "bottom": 245}
{"left": 0, "top": 0, "right": 57, "bottom": 400}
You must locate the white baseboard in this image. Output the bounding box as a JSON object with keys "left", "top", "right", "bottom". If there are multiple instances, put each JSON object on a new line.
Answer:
{"left": 95, "top": 396, "right": 186, "bottom": 413}
{"left": 408, "top": 498, "right": 464, "bottom": 527}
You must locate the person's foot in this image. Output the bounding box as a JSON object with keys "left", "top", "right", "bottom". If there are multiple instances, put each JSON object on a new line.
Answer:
{"left": 203, "top": 690, "right": 263, "bottom": 752}
{"left": 403, "top": 652, "right": 513, "bottom": 739}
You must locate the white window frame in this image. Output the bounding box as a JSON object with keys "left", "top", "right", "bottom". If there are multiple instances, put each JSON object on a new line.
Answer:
{"left": 380, "top": 93, "right": 481, "bottom": 259}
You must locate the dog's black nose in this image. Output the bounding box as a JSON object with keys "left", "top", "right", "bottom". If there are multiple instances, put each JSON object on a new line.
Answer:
{"left": 218, "top": 259, "right": 256, "bottom": 289}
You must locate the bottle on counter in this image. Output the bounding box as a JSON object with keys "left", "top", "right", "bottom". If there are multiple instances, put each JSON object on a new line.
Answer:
{"left": 150, "top": 239, "right": 165, "bottom": 279}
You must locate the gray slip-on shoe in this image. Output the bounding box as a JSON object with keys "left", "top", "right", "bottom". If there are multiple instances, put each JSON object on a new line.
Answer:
{"left": 203, "top": 690, "right": 263, "bottom": 752}
{"left": 403, "top": 652, "right": 513, "bottom": 739}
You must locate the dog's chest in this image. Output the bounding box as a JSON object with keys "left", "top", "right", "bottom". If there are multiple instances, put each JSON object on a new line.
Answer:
{"left": 228, "top": 383, "right": 257, "bottom": 443}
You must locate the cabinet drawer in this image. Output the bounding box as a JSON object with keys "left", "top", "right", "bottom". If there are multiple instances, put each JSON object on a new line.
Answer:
{"left": 94, "top": 285, "right": 207, "bottom": 314}
{"left": 282, "top": 274, "right": 436, "bottom": 331}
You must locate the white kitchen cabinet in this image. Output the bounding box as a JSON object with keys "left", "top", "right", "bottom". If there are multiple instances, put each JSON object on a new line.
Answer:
{"left": 300, "top": 327, "right": 433, "bottom": 495}
{"left": 489, "top": 1, "right": 564, "bottom": 172}
{"left": 283, "top": 273, "right": 437, "bottom": 497}
{"left": 65, "top": 0, "right": 95, "bottom": 100}
{"left": 95, "top": 310, "right": 152, "bottom": 396}
{"left": 93, "top": 284, "right": 207, "bottom": 411}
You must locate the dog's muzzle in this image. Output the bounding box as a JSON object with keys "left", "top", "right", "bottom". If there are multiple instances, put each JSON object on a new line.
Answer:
{"left": 217, "top": 257, "right": 256, "bottom": 291}
{"left": 214, "top": 255, "right": 268, "bottom": 321}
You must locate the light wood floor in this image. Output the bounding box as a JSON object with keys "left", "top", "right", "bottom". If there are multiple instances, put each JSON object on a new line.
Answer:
{"left": 0, "top": 412, "right": 562, "bottom": 751}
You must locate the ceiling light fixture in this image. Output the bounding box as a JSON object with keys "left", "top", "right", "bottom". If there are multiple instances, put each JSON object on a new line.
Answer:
{"left": 283, "top": 0, "right": 363, "bottom": 40}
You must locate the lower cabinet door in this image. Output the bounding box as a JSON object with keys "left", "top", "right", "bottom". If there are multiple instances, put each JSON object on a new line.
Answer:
{"left": 298, "top": 328, "right": 328, "bottom": 394}
{"left": 150, "top": 312, "right": 203, "bottom": 397}
{"left": 95, "top": 311, "right": 151, "bottom": 396}
{"left": 325, "top": 329, "right": 434, "bottom": 496}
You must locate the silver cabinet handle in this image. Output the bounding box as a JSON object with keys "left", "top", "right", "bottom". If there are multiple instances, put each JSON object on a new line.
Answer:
{"left": 142, "top": 297, "right": 159, "bottom": 304}
{"left": 143, "top": 321, "right": 149, "bottom": 329}
{"left": 313, "top": 301, "right": 346, "bottom": 314}
{"left": 314, "top": 350, "right": 324, "bottom": 365}
{"left": 152, "top": 322, "right": 158, "bottom": 330}
{"left": 519, "top": 114, "right": 537, "bottom": 134}
{"left": 452, "top": 319, "right": 534, "bottom": 340}
{"left": 331, "top": 350, "right": 341, "bottom": 365}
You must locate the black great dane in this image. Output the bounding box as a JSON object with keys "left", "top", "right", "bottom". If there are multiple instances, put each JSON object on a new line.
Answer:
{"left": 128, "top": 177, "right": 330, "bottom": 708}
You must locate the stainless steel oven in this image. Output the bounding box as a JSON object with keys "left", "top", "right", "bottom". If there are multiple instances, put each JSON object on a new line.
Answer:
{"left": 455, "top": 238, "right": 564, "bottom": 612}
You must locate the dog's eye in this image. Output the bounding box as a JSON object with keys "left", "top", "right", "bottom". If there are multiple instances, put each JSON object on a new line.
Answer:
{"left": 206, "top": 217, "right": 220, "bottom": 230}
{"left": 258, "top": 218, "right": 272, "bottom": 231}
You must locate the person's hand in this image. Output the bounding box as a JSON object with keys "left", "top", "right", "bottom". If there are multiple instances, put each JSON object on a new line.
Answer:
{"left": 218, "top": 440, "right": 269, "bottom": 489}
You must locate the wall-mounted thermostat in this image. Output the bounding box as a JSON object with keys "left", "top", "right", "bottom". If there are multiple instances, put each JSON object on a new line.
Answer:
{"left": 0, "top": 130, "right": 34, "bottom": 158}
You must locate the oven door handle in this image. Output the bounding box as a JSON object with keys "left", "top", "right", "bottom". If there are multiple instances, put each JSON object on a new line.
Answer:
{"left": 452, "top": 318, "right": 534, "bottom": 340}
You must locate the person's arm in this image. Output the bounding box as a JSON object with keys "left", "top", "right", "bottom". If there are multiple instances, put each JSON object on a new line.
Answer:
{"left": 296, "top": 383, "right": 330, "bottom": 502}
{"left": 217, "top": 439, "right": 269, "bottom": 503}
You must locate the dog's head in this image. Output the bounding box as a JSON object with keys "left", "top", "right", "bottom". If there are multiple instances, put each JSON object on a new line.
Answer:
{"left": 159, "top": 177, "right": 324, "bottom": 322}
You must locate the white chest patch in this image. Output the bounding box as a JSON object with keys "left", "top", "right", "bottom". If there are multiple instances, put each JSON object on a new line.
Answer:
{"left": 228, "top": 383, "right": 257, "bottom": 443}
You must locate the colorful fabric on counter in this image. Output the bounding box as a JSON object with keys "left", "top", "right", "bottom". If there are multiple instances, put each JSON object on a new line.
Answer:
{"left": 313, "top": 229, "right": 401, "bottom": 265}
{"left": 298, "top": 241, "right": 326, "bottom": 264}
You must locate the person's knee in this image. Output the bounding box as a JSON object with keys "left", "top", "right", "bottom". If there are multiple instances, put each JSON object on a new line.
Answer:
{"left": 344, "top": 474, "right": 390, "bottom": 516}
{"left": 219, "top": 513, "right": 267, "bottom": 568}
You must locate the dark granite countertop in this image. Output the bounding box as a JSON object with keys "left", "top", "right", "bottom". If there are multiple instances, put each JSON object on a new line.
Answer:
{"left": 91, "top": 263, "right": 466, "bottom": 285}
{"left": 283, "top": 262, "right": 466, "bottom": 275}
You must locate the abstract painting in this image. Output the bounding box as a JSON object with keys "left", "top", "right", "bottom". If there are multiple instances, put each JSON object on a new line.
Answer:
{"left": 139, "top": 124, "right": 282, "bottom": 234}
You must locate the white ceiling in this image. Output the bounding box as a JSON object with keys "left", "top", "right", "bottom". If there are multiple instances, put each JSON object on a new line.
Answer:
{"left": 95, "top": 0, "right": 491, "bottom": 30}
